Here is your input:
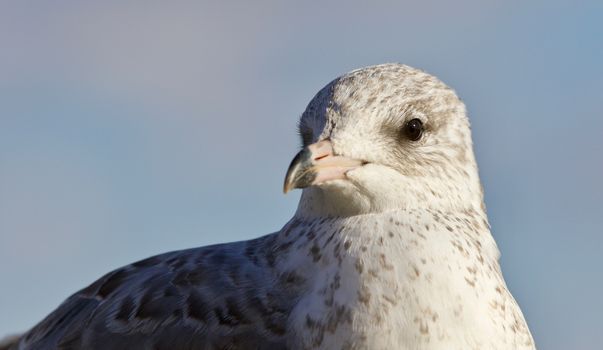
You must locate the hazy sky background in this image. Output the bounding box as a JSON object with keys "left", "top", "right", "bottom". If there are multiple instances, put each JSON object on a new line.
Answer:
{"left": 1, "top": 1, "right": 601, "bottom": 348}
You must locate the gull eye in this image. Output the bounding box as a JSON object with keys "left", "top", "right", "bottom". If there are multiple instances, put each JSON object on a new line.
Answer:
{"left": 404, "top": 118, "right": 424, "bottom": 141}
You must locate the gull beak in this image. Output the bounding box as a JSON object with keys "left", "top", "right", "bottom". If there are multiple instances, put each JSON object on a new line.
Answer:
{"left": 283, "top": 139, "right": 365, "bottom": 193}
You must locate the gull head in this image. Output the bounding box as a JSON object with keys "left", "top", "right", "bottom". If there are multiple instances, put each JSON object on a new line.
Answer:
{"left": 284, "top": 63, "right": 485, "bottom": 218}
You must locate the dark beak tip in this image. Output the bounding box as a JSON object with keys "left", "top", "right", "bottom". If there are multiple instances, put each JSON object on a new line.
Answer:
{"left": 283, "top": 146, "right": 317, "bottom": 194}
{"left": 283, "top": 167, "right": 296, "bottom": 194}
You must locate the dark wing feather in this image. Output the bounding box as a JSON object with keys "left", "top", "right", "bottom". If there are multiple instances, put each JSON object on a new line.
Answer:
{"left": 20, "top": 235, "right": 297, "bottom": 350}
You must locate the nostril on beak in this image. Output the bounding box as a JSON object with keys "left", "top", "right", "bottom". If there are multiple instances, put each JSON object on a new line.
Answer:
{"left": 309, "top": 139, "right": 334, "bottom": 161}
{"left": 314, "top": 154, "right": 330, "bottom": 161}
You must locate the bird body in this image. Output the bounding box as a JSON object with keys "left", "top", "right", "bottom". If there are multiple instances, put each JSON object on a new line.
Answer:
{"left": 283, "top": 210, "right": 533, "bottom": 350}
{"left": 4, "top": 64, "right": 535, "bottom": 349}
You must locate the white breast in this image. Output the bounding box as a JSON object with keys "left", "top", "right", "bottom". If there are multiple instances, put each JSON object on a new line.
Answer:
{"left": 281, "top": 210, "right": 535, "bottom": 350}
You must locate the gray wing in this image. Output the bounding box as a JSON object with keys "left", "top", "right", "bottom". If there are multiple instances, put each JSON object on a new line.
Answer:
{"left": 19, "top": 235, "right": 298, "bottom": 350}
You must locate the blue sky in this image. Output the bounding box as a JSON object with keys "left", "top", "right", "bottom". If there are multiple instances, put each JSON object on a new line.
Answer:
{"left": 1, "top": 1, "right": 602, "bottom": 348}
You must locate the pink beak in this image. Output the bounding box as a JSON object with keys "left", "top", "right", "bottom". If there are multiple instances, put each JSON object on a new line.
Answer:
{"left": 283, "top": 140, "right": 365, "bottom": 193}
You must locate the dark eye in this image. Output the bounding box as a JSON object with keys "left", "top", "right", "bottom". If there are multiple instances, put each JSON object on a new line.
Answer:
{"left": 404, "top": 118, "right": 424, "bottom": 141}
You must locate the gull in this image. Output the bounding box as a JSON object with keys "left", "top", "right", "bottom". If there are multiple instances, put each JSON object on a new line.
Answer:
{"left": 1, "top": 63, "right": 535, "bottom": 350}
